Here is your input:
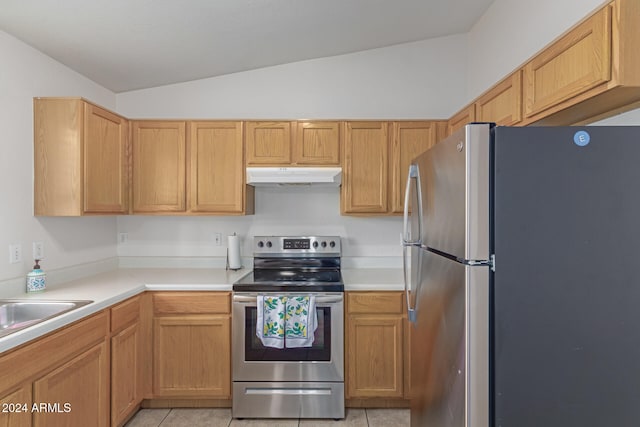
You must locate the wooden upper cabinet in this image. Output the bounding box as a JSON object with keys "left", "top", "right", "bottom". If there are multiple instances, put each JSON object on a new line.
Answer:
{"left": 34, "top": 98, "right": 128, "bottom": 216}
{"left": 524, "top": 5, "right": 612, "bottom": 118}
{"left": 475, "top": 70, "right": 523, "bottom": 126}
{"left": 188, "top": 121, "right": 253, "bottom": 214}
{"left": 132, "top": 121, "right": 186, "bottom": 213}
{"left": 341, "top": 122, "right": 389, "bottom": 214}
{"left": 435, "top": 121, "right": 449, "bottom": 144}
{"left": 390, "top": 122, "right": 437, "bottom": 214}
{"left": 83, "top": 103, "right": 129, "bottom": 213}
{"left": 293, "top": 121, "right": 340, "bottom": 165}
{"left": 447, "top": 103, "right": 476, "bottom": 136}
{"left": 245, "top": 121, "right": 291, "bottom": 165}
{"left": 246, "top": 121, "right": 340, "bottom": 166}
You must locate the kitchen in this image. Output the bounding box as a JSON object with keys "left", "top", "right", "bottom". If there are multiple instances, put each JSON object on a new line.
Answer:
{"left": 2, "top": 0, "right": 640, "bottom": 426}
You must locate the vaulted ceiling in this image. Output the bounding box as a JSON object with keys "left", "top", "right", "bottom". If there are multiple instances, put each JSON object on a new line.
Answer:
{"left": 0, "top": 0, "right": 494, "bottom": 92}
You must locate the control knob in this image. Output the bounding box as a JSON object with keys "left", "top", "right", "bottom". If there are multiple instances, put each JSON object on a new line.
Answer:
{"left": 321, "top": 241, "right": 327, "bottom": 248}
{"left": 329, "top": 241, "right": 336, "bottom": 248}
{"left": 313, "top": 241, "right": 319, "bottom": 248}
{"left": 257, "top": 241, "right": 264, "bottom": 248}
{"left": 266, "top": 241, "right": 273, "bottom": 248}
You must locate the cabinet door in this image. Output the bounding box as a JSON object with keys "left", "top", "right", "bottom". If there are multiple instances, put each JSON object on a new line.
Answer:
{"left": 132, "top": 121, "right": 186, "bottom": 212}
{"left": 293, "top": 121, "right": 340, "bottom": 165}
{"left": 0, "top": 384, "right": 31, "bottom": 427}
{"left": 342, "top": 122, "right": 389, "bottom": 214}
{"left": 111, "top": 323, "right": 140, "bottom": 427}
{"left": 475, "top": 71, "right": 523, "bottom": 126}
{"left": 390, "top": 122, "right": 437, "bottom": 214}
{"left": 346, "top": 315, "right": 404, "bottom": 398}
{"left": 435, "top": 121, "right": 449, "bottom": 144}
{"left": 153, "top": 316, "right": 231, "bottom": 397}
{"left": 189, "top": 121, "right": 245, "bottom": 213}
{"left": 524, "top": 6, "right": 611, "bottom": 117}
{"left": 83, "top": 103, "right": 129, "bottom": 214}
{"left": 447, "top": 104, "right": 476, "bottom": 136}
{"left": 245, "top": 121, "right": 291, "bottom": 165}
{"left": 33, "top": 341, "right": 109, "bottom": 427}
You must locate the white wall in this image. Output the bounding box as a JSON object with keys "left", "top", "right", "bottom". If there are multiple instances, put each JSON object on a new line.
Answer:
{"left": 116, "top": 35, "right": 468, "bottom": 264}
{"left": 116, "top": 35, "right": 468, "bottom": 120}
{"left": 117, "top": 187, "right": 402, "bottom": 264}
{"left": 0, "top": 30, "right": 118, "bottom": 282}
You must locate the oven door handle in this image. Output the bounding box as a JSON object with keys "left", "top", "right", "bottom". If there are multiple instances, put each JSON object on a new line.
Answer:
{"left": 233, "top": 295, "right": 343, "bottom": 304}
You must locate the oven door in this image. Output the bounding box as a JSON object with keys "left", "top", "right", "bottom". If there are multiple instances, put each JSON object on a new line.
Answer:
{"left": 232, "top": 292, "right": 344, "bottom": 382}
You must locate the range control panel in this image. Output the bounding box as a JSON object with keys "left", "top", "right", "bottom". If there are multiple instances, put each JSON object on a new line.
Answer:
{"left": 253, "top": 236, "right": 341, "bottom": 256}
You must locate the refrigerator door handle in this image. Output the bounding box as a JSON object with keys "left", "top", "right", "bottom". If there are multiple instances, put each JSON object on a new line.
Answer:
{"left": 403, "top": 164, "right": 423, "bottom": 246}
{"left": 403, "top": 244, "right": 418, "bottom": 323}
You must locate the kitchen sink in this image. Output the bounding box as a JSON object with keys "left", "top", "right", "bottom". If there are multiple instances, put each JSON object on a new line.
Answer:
{"left": 0, "top": 299, "right": 93, "bottom": 339}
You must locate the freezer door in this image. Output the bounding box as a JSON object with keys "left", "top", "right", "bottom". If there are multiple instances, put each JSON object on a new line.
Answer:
{"left": 493, "top": 126, "right": 640, "bottom": 426}
{"left": 409, "top": 248, "right": 489, "bottom": 427}
{"left": 413, "top": 124, "right": 490, "bottom": 261}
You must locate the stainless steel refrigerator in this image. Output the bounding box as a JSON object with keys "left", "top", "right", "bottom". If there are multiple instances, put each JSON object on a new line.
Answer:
{"left": 402, "top": 123, "right": 640, "bottom": 427}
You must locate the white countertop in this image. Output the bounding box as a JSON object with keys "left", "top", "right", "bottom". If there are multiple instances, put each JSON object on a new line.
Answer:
{"left": 341, "top": 268, "right": 404, "bottom": 291}
{"left": 0, "top": 266, "right": 402, "bottom": 353}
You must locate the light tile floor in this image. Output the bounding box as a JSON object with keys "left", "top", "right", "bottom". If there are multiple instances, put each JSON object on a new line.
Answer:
{"left": 125, "top": 408, "right": 409, "bottom": 427}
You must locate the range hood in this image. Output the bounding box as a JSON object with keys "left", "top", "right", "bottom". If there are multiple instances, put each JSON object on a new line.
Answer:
{"left": 246, "top": 167, "right": 342, "bottom": 186}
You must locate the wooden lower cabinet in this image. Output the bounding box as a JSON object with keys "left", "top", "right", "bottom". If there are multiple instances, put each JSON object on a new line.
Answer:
{"left": 346, "top": 292, "right": 409, "bottom": 403}
{"left": 0, "top": 384, "right": 32, "bottom": 427}
{"left": 111, "top": 323, "right": 140, "bottom": 426}
{"left": 110, "top": 295, "right": 143, "bottom": 426}
{"left": 153, "top": 316, "right": 231, "bottom": 397}
{"left": 33, "top": 341, "right": 109, "bottom": 427}
{"left": 152, "top": 292, "right": 231, "bottom": 399}
{"left": 0, "top": 311, "right": 110, "bottom": 427}
{"left": 347, "top": 315, "right": 404, "bottom": 398}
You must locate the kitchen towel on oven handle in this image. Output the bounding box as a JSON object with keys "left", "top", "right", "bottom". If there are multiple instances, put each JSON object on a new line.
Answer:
{"left": 256, "top": 296, "right": 318, "bottom": 348}
{"left": 284, "top": 296, "right": 317, "bottom": 348}
{"left": 256, "top": 295, "right": 286, "bottom": 349}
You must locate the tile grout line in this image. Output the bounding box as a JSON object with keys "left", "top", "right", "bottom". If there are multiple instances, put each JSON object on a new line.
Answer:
{"left": 156, "top": 408, "right": 173, "bottom": 427}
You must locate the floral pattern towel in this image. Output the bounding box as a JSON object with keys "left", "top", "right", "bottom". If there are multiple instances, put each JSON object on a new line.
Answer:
{"left": 256, "top": 295, "right": 317, "bottom": 349}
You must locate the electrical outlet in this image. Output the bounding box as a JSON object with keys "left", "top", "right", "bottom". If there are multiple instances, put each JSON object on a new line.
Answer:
{"left": 9, "top": 244, "right": 22, "bottom": 264}
{"left": 33, "top": 241, "right": 44, "bottom": 259}
{"left": 118, "top": 233, "right": 128, "bottom": 244}
{"left": 214, "top": 232, "right": 222, "bottom": 246}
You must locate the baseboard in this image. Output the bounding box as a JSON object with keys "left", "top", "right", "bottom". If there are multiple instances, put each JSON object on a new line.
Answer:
{"left": 346, "top": 398, "right": 410, "bottom": 408}
{"left": 141, "top": 399, "right": 232, "bottom": 409}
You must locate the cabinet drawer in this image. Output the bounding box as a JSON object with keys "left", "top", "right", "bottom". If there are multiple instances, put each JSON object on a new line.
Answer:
{"left": 153, "top": 292, "right": 231, "bottom": 315}
{"left": 111, "top": 295, "right": 140, "bottom": 333}
{"left": 347, "top": 292, "right": 404, "bottom": 314}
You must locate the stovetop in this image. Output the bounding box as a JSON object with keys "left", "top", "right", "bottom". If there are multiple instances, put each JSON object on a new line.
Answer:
{"left": 233, "top": 269, "right": 344, "bottom": 292}
{"left": 232, "top": 235, "right": 344, "bottom": 292}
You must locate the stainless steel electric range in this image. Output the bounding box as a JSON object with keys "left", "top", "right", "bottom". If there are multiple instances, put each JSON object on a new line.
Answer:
{"left": 232, "top": 236, "right": 344, "bottom": 419}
